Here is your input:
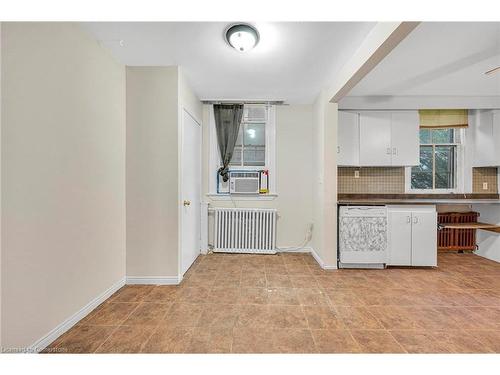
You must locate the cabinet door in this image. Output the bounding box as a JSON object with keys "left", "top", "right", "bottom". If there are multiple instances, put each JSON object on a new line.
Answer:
{"left": 473, "top": 110, "right": 495, "bottom": 167}
{"left": 411, "top": 211, "right": 437, "bottom": 267}
{"left": 359, "top": 112, "right": 392, "bottom": 166}
{"left": 391, "top": 111, "right": 419, "bottom": 166}
{"left": 338, "top": 111, "right": 360, "bottom": 166}
{"left": 387, "top": 210, "right": 412, "bottom": 266}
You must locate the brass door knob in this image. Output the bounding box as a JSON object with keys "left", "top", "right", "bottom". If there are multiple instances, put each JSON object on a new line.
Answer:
{"left": 183, "top": 200, "right": 191, "bottom": 206}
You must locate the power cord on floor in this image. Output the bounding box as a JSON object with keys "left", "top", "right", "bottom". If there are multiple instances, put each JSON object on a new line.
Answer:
{"left": 276, "top": 223, "right": 313, "bottom": 252}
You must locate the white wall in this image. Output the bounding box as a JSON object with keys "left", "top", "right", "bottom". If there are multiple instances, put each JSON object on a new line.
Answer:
{"left": 1, "top": 23, "right": 126, "bottom": 348}
{"left": 126, "top": 66, "right": 202, "bottom": 279}
{"left": 203, "top": 104, "right": 314, "bottom": 249}
{"left": 0, "top": 21, "right": 3, "bottom": 349}
{"left": 179, "top": 67, "right": 203, "bottom": 124}
{"left": 312, "top": 91, "right": 338, "bottom": 268}
{"left": 126, "top": 67, "right": 179, "bottom": 278}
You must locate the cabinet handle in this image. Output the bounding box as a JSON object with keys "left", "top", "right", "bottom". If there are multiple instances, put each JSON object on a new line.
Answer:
{"left": 386, "top": 148, "right": 391, "bottom": 155}
{"left": 413, "top": 216, "right": 418, "bottom": 224}
{"left": 393, "top": 147, "right": 397, "bottom": 155}
{"left": 406, "top": 216, "right": 411, "bottom": 224}
{"left": 337, "top": 146, "right": 340, "bottom": 154}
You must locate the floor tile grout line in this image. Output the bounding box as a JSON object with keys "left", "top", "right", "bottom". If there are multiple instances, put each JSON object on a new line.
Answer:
{"left": 138, "top": 299, "right": 177, "bottom": 353}
{"left": 298, "top": 296, "right": 319, "bottom": 353}
{"left": 92, "top": 300, "right": 143, "bottom": 353}
{"left": 381, "top": 329, "right": 409, "bottom": 354}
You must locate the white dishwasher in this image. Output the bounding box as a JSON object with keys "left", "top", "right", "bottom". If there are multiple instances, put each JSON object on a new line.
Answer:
{"left": 339, "top": 206, "right": 387, "bottom": 268}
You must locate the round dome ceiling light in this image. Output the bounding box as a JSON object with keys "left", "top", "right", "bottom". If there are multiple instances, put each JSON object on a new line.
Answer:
{"left": 225, "top": 23, "right": 260, "bottom": 52}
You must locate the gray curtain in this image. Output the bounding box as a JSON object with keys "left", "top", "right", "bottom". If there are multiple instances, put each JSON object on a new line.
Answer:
{"left": 213, "top": 104, "right": 244, "bottom": 182}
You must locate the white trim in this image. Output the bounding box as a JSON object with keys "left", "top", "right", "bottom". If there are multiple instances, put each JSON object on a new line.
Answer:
{"left": 274, "top": 246, "right": 338, "bottom": 269}
{"left": 277, "top": 246, "right": 314, "bottom": 253}
{"left": 177, "top": 103, "right": 183, "bottom": 281}
{"left": 309, "top": 248, "right": 338, "bottom": 270}
{"left": 28, "top": 277, "right": 126, "bottom": 353}
{"left": 126, "top": 276, "right": 182, "bottom": 285}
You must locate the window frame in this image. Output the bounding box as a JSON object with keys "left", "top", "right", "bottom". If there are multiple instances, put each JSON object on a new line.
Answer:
{"left": 405, "top": 128, "right": 465, "bottom": 194}
{"left": 208, "top": 104, "right": 276, "bottom": 197}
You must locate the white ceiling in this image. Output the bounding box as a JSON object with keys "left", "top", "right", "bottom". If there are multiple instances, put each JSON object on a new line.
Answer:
{"left": 81, "top": 22, "right": 375, "bottom": 104}
{"left": 348, "top": 22, "right": 500, "bottom": 97}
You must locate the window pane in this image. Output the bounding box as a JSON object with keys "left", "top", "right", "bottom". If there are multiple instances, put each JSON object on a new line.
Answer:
{"left": 242, "top": 122, "right": 265, "bottom": 166}
{"left": 229, "top": 146, "right": 242, "bottom": 166}
{"left": 434, "top": 145, "right": 455, "bottom": 189}
{"left": 419, "top": 129, "right": 431, "bottom": 144}
{"left": 431, "top": 129, "right": 454, "bottom": 144}
{"left": 244, "top": 123, "right": 265, "bottom": 146}
{"left": 411, "top": 146, "right": 433, "bottom": 189}
{"left": 243, "top": 147, "right": 265, "bottom": 166}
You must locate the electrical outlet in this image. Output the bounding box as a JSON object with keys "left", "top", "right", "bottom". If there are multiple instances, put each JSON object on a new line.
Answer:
{"left": 483, "top": 182, "right": 489, "bottom": 190}
{"left": 354, "top": 170, "right": 360, "bottom": 179}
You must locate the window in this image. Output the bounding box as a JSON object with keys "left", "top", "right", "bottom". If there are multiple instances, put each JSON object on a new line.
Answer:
{"left": 208, "top": 104, "right": 276, "bottom": 197}
{"left": 410, "top": 128, "right": 462, "bottom": 190}
{"left": 229, "top": 121, "right": 266, "bottom": 167}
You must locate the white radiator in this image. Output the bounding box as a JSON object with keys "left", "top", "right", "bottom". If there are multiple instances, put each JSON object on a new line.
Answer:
{"left": 212, "top": 208, "right": 277, "bottom": 254}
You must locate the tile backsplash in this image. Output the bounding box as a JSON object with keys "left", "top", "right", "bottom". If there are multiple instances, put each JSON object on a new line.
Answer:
{"left": 338, "top": 167, "right": 405, "bottom": 194}
{"left": 338, "top": 166, "right": 498, "bottom": 194}
{"left": 472, "top": 167, "right": 498, "bottom": 193}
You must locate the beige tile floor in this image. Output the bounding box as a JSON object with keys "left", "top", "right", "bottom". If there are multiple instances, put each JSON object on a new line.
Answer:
{"left": 45, "top": 252, "right": 500, "bottom": 353}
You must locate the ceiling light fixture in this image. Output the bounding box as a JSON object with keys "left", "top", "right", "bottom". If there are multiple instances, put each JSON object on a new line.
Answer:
{"left": 225, "top": 23, "right": 260, "bottom": 52}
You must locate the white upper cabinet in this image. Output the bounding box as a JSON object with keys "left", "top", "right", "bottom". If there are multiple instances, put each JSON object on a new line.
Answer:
{"left": 390, "top": 111, "right": 420, "bottom": 166}
{"left": 473, "top": 110, "right": 500, "bottom": 167}
{"left": 339, "top": 110, "right": 420, "bottom": 167}
{"left": 359, "top": 112, "right": 392, "bottom": 166}
{"left": 337, "top": 111, "right": 360, "bottom": 166}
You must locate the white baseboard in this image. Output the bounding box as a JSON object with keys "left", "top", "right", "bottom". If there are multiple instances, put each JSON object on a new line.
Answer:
{"left": 276, "top": 246, "right": 314, "bottom": 253}
{"left": 126, "top": 276, "right": 181, "bottom": 285}
{"left": 309, "top": 248, "right": 338, "bottom": 270}
{"left": 278, "top": 246, "right": 337, "bottom": 269}
{"left": 28, "top": 277, "right": 126, "bottom": 353}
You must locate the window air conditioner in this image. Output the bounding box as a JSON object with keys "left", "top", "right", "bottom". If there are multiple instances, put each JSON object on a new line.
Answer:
{"left": 229, "top": 171, "right": 260, "bottom": 194}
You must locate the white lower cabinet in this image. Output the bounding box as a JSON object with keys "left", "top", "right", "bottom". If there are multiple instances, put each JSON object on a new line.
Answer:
{"left": 387, "top": 205, "right": 437, "bottom": 267}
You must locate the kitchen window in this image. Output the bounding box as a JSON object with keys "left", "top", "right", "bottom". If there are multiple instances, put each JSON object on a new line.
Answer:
{"left": 408, "top": 128, "right": 463, "bottom": 191}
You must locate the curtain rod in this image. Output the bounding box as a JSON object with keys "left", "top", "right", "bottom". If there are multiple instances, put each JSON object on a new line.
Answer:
{"left": 201, "top": 100, "right": 286, "bottom": 105}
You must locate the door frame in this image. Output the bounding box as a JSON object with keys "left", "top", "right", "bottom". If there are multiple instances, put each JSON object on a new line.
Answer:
{"left": 178, "top": 105, "right": 203, "bottom": 280}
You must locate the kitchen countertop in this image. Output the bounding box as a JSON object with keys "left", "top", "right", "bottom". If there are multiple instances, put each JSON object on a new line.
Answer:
{"left": 338, "top": 193, "right": 500, "bottom": 205}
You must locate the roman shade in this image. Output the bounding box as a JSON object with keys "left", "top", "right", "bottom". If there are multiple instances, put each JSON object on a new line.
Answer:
{"left": 419, "top": 109, "right": 468, "bottom": 128}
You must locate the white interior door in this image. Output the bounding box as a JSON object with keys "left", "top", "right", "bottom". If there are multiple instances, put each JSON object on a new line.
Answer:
{"left": 181, "top": 109, "right": 201, "bottom": 275}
